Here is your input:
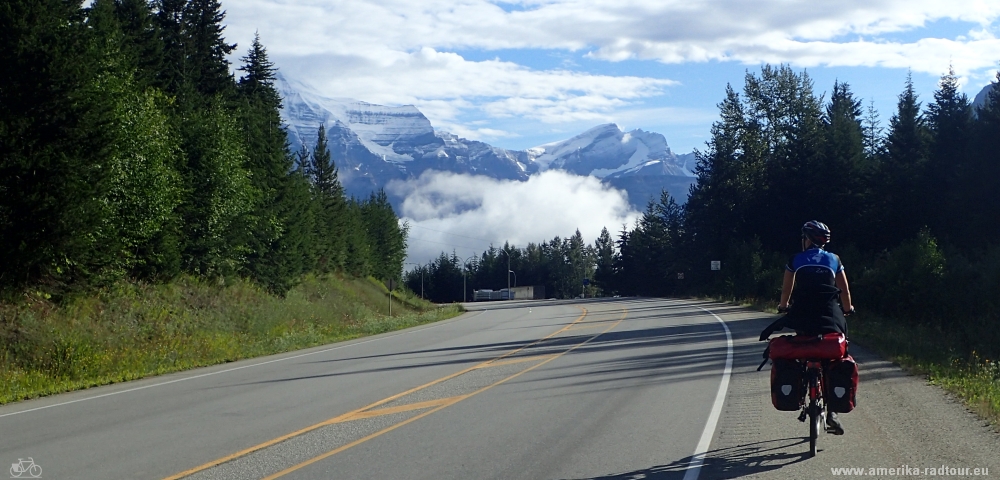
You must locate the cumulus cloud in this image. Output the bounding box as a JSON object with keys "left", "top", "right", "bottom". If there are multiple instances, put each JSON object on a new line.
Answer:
{"left": 227, "top": 0, "right": 1000, "bottom": 76}
{"left": 273, "top": 48, "right": 674, "bottom": 127}
{"left": 222, "top": 0, "right": 1000, "bottom": 138}
{"left": 387, "top": 170, "right": 640, "bottom": 264}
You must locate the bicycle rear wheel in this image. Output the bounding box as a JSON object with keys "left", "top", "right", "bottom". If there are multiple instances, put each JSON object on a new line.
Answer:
{"left": 808, "top": 402, "right": 819, "bottom": 456}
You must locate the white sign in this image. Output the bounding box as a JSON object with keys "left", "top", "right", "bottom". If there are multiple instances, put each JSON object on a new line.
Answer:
{"left": 711, "top": 261, "right": 721, "bottom": 271}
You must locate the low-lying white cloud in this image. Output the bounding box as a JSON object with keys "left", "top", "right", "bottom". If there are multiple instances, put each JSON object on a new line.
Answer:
{"left": 388, "top": 170, "right": 640, "bottom": 264}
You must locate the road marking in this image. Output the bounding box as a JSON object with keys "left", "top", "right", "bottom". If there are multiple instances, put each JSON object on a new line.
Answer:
{"left": 0, "top": 310, "right": 488, "bottom": 420}
{"left": 566, "top": 322, "right": 616, "bottom": 331}
{"left": 336, "top": 396, "right": 469, "bottom": 422}
{"left": 163, "top": 307, "right": 591, "bottom": 480}
{"left": 473, "top": 355, "right": 556, "bottom": 368}
{"left": 262, "top": 307, "right": 630, "bottom": 480}
{"left": 682, "top": 306, "right": 733, "bottom": 480}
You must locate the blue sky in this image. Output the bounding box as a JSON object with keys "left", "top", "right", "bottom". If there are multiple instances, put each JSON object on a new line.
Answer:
{"left": 217, "top": 0, "right": 1000, "bottom": 263}
{"left": 222, "top": 0, "right": 1000, "bottom": 154}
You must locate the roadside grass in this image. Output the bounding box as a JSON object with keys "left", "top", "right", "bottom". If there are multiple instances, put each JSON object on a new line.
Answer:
{"left": 849, "top": 314, "right": 1000, "bottom": 428}
{"left": 0, "top": 274, "right": 463, "bottom": 405}
{"left": 708, "top": 295, "right": 1000, "bottom": 429}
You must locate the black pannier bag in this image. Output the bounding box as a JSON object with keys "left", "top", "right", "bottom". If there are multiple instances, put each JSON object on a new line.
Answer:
{"left": 824, "top": 355, "right": 859, "bottom": 413}
{"left": 770, "top": 358, "right": 805, "bottom": 411}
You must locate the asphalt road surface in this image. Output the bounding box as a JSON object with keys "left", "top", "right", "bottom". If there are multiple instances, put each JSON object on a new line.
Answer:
{"left": 1, "top": 298, "right": 997, "bottom": 480}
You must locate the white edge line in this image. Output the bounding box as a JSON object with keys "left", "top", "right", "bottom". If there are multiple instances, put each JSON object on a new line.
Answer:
{"left": 0, "top": 310, "right": 487, "bottom": 419}
{"left": 682, "top": 306, "right": 734, "bottom": 480}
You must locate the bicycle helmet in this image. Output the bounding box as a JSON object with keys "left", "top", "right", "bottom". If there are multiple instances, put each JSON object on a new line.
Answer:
{"left": 801, "top": 220, "right": 831, "bottom": 246}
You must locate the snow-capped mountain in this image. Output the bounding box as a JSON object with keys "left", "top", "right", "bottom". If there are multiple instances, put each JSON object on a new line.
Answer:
{"left": 974, "top": 83, "right": 996, "bottom": 112}
{"left": 277, "top": 74, "right": 695, "bottom": 207}
{"left": 527, "top": 123, "right": 694, "bottom": 178}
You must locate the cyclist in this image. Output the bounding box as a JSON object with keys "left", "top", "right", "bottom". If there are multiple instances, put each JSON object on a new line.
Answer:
{"left": 760, "top": 220, "right": 855, "bottom": 434}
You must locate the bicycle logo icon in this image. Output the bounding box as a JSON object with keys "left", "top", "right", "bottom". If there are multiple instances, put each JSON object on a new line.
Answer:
{"left": 9, "top": 458, "right": 41, "bottom": 478}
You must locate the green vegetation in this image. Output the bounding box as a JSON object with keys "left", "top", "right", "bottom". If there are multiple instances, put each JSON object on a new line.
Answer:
{"left": 0, "top": 1, "right": 419, "bottom": 402}
{"left": 0, "top": 275, "right": 460, "bottom": 405}
{"left": 851, "top": 314, "right": 1000, "bottom": 428}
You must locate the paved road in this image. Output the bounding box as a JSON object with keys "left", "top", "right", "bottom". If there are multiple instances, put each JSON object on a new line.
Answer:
{"left": 0, "top": 298, "right": 997, "bottom": 480}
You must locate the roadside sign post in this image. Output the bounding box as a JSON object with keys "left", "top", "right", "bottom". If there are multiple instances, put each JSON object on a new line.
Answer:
{"left": 582, "top": 278, "right": 590, "bottom": 298}
{"left": 387, "top": 279, "right": 398, "bottom": 317}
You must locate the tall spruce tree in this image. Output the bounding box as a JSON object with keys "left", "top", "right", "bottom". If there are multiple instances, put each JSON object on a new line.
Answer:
{"left": 876, "top": 73, "right": 930, "bottom": 247}
{"left": 0, "top": 0, "right": 116, "bottom": 291}
{"left": 308, "top": 124, "right": 348, "bottom": 272}
{"left": 822, "top": 81, "right": 869, "bottom": 247}
{"left": 925, "top": 67, "right": 972, "bottom": 242}
{"left": 182, "top": 0, "right": 236, "bottom": 99}
{"left": 236, "top": 34, "right": 302, "bottom": 292}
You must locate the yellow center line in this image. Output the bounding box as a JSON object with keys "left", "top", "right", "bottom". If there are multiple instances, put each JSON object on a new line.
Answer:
{"left": 335, "top": 395, "right": 469, "bottom": 422}
{"left": 163, "top": 307, "right": 590, "bottom": 480}
{"left": 262, "top": 306, "right": 629, "bottom": 480}
{"left": 473, "top": 354, "right": 556, "bottom": 369}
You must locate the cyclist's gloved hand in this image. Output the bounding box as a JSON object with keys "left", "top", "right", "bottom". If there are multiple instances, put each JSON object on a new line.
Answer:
{"left": 843, "top": 306, "right": 855, "bottom": 316}
{"left": 777, "top": 305, "right": 789, "bottom": 314}
{"left": 759, "top": 326, "right": 775, "bottom": 341}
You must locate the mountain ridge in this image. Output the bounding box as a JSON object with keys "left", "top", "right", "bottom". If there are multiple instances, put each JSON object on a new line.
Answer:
{"left": 276, "top": 74, "right": 696, "bottom": 208}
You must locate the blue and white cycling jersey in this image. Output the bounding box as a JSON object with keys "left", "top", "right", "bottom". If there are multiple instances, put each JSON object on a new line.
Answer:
{"left": 786, "top": 247, "right": 844, "bottom": 277}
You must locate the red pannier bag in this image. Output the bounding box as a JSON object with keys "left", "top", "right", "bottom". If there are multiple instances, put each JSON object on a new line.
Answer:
{"left": 770, "top": 358, "right": 805, "bottom": 411}
{"left": 768, "top": 333, "right": 847, "bottom": 360}
{"left": 824, "top": 355, "right": 859, "bottom": 413}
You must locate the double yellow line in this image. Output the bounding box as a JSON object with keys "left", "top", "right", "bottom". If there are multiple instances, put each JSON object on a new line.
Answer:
{"left": 166, "top": 305, "right": 628, "bottom": 480}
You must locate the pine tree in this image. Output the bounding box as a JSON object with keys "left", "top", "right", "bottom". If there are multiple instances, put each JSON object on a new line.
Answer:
{"left": 925, "top": 66, "right": 972, "bottom": 242}
{"left": 876, "top": 73, "right": 930, "bottom": 247}
{"left": 113, "top": 0, "right": 163, "bottom": 89}
{"left": 593, "top": 227, "right": 616, "bottom": 295}
{"left": 182, "top": 0, "right": 236, "bottom": 99}
{"left": 362, "top": 190, "right": 408, "bottom": 283}
{"left": 236, "top": 34, "right": 303, "bottom": 292}
{"left": 961, "top": 71, "right": 1000, "bottom": 246}
{"left": 822, "top": 81, "right": 870, "bottom": 247}
{"left": 308, "top": 124, "right": 347, "bottom": 272}
{"left": 153, "top": 0, "right": 186, "bottom": 95}
{"left": 0, "top": 0, "right": 116, "bottom": 291}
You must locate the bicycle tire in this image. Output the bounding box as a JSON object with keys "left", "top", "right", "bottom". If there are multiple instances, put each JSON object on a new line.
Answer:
{"left": 809, "top": 402, "right": 819, "bottom": 457}
{"left": 28, "top": 464, "right": 41, "bottom": 477}
{"left": 10, "top": 465, "right": 19, "bottom": 478}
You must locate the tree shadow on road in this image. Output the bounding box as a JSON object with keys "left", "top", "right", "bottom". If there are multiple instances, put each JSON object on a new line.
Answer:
{"left": 556, "top": 437, "right": 810, "bottom": 480}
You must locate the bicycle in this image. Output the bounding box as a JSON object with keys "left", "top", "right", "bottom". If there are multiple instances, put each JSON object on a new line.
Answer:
{"left": 10, "top": 458, "right": 42, "bottom": 478}
{"left": 760, "top": 329, "right": 852, "bottom": 457}
{"left": 800, "top": 358, "right": 829, "bottom": 457}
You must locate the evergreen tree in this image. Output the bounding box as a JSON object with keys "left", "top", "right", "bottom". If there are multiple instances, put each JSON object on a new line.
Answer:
{"left": 593, "top": 227, "right": 616, "bottom": 295}
{"left": 822, "top": 81, "right": 869, "bottom": 247}
{"left": 181, "top": 0, "right": 236, "bottom": 99}
{"left": 153, "top": 0, "right": 186, "bottom": 95}
{"left": 176, "top": 105, "right": 257, "bottom": 276}
{"left": 236, "top": 34, "right": 302, "bottom": 292}
{"left": 961, "top": 72, "right": 1000, "bottom": 246}
{"left": 0, "top": 0, "right": 116, "bottom": 291}
{"left": 112, "top": 0, "right": 163, "bottom": 89}
{"left": 875, "top": 73, "right": 930, "bottom": 247}
{"left": 925, "top": 67, "right": 972, "bottom": 242}
{"left": 362, "top": 190, "right": 409, "bottom": 283}
{"left": 308, "top": 124, "right": 347, "bottom": 272}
